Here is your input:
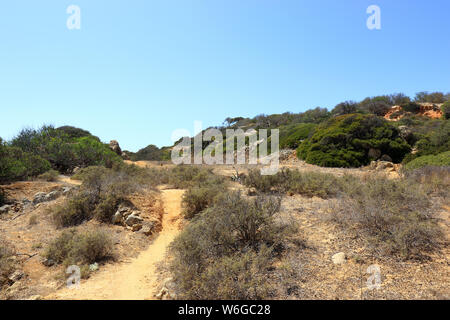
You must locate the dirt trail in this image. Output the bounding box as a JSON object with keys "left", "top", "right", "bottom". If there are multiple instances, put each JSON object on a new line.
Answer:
{"left": 46, "top": 188, "right": 184, "bottom": 300}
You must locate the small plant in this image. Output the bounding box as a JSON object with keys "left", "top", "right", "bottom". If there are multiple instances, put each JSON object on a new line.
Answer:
{"left": 38, "top": 169, "right": 60, "bottom": 182}
{"left": 332, "top": 176, "right": 443, "bottom": 260}
{"left": 0, "top": 188, "right": 6, "bottom": 207}
{"left": 44, "top": 229, "right": 113, "bottom": 267}
{"left": 28, "top": 214, "right": 39, "bottom": 226}
{"left": 0, "top": 239, "right": 15, "bottom": 289}
{"left": 170, "top": 191, "right": 296, "bottom": 299}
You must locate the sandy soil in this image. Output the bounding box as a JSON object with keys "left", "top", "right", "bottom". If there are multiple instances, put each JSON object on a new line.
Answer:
{"left": 45, "top": 188, "right": 184, "bottom": 300}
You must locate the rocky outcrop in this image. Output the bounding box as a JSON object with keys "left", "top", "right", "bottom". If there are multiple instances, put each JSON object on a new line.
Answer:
{"left": 109, "top": 140, "right": 131, "bottom": 160}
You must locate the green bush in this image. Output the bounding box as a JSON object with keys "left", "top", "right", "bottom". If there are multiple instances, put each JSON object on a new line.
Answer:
{"left": 401, "top": 102, "right": 421, "bottom": 113}
{"left": 0, "top": 138, "right": 51, "bottom": 183}
{"left": 44, "top": 229, "right": 113, "bottom": 267}
{"left": 331, "top": 101, "right": 362, "bottom": 116}
{"left": 404, "top": 151, "right": 450, "bottom": 170}
{"left": 38, "top": 169, "right": 60, "bottom": 182}
{"left": 170, "top": 192, "right": 295, "bottom": 299}
{"left": 441, "top": 101, "right": 450, "bottom": 120}
{"left": 9, "top": 125, "right": 122, "bottom": 173}
{"left": 414, "top": 91, "right": 447, "bottom": 103}
{"left": 279, "top": 123, "right": 317, "bottom": 149}
{"left": 182, "top": 185, "right": 223, "bottom": 218}
{"left": 297, "top": 114, "right": 411, "bottom": 167}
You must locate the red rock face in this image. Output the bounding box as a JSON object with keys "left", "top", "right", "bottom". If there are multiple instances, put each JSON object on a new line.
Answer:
{"left": 384, "top": 103, "right": 443, "bottom": 121}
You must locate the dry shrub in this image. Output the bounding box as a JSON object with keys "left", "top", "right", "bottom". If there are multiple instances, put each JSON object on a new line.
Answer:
{"left": 37, "top": 169, "right": 59, "bottom": 182}
{"left": 403, "top": 166, "right": 450, "bottom": 198}
{"left": 0, "top": 239, "right": 15, "bottom": 289}
{"left": 44, "top": 229, "right": 113, "bottom": 267}
{"left": 170, "top": 191, "right": 297, "bottom": 299}
{"left": 333, "top": 176, "right": 443, "bottom": 260}
{"left": 243, "top": 168, "right": 349, "bottom": 198}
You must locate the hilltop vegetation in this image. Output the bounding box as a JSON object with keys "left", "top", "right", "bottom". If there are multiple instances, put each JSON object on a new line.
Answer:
{"left": 0, "top": 125, "right": 122, "bottom": 183}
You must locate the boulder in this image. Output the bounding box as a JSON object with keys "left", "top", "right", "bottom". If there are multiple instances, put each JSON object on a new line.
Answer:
{"left": 32, "top": 192, "right": 47, "bottom": 204}
{"left": 8, "top": 270, "right": 25, "bottom": 282}
{"left": 332, "top": 252, "right": 346, "bottom": 265}
{"left": 109, "top": 140, "right": 122, "bottom": 155}
{"left": 44, "top": 190, "right": 61, "bottom": 202}
{"left": 125, "top": 214, "right": 143, "bottom": 226}
{"left": 89, "top": 263, "right": 99, "bottom": 272}
{"left": 0, "top": 205, "right": 11, "bottom": 214}
{"left": 368, "top": 148, "right": 381, "bottom": 160}
{"left": 112, "top": 211, "right": 123, "bottom": 224}
{"left": 139, "top": 225, "right": 153, "bottom": 236}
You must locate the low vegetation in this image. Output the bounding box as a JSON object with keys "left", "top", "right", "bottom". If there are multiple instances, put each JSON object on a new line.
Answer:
{"left": 44, "top": 229, "right": 113, "bottom": 278}
{"left": 297, "top": 114, "right": 411, "bottom": 167}
{"left": 170, "top": 191, "right": 297, "bottom": 299}
{"left": 243, "top": 168, "right": 350, "bottom": 198}
{"left": 38, "top": 169, "right": 60, "bottom": 182}
{"left": 0, "top": 138, "right": 51, "bottom": 183}
{"left": 331, "top": 175, "right": 444, "bottom": 260}
{"left": 53, "top": 164, "right": 148, "bottom": 227}
{"left": 404, "top": 151, "right": 450, "bottom": 170}
{"left": 0, "top": 239, "right": 14, "bottom": 289}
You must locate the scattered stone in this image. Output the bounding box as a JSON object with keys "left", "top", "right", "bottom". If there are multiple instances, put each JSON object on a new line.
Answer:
{"left": 89, "top": 263, "right": 99, "bottom": 272}
{"left": 45, "top": 190, "right": 61, "bottom": 201}
{"left": 8, "top": 270, "right": 25, "bottom": 282}
{"left": 42, "top": 258, "right": 56, "bottom": 267}
{"left": 139, "top": 225, "right": 153, "bottom": 236}
{"left": 32, "top": 192, "right": 47, "bottom": 205}
{"left": 0, "top": 205, "right": 11, "bottom": 214}
{"left": 125, "top": 214, "right": 143, "bottom": 226}
{"left": 109, "top": 140, "right": 122, "bottom": 155}
{"left": 132, "top": 224, "right": 143, "bottom": 232}
{"left": 62, "top": 187, "right": 72, "bottom": 195}
{"left": 332, "top": 252, "right": 346, "bottom": 265}
{"left": 112, "top": 211, "right": 123, "bottom": 224}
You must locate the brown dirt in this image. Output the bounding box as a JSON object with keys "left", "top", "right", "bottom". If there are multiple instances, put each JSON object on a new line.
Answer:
{"left": 45, "top": 188, "right": 184, "bottom": 300}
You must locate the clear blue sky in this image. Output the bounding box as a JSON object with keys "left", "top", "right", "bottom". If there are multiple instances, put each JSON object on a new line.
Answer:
{"left": 1, "top": 0, "right": 449, "bottom": 151}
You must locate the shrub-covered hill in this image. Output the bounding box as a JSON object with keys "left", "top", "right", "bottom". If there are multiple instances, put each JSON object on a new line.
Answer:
{"left": 297, "top": 114, "right": 411, "bottom": 167}
{"left": 0, "top": 125, "right": 122, "bottom": 183}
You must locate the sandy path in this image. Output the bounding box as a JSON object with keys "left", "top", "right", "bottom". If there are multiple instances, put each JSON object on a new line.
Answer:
{"left": 46, "top": 188, "right": 184, "bottom": 300}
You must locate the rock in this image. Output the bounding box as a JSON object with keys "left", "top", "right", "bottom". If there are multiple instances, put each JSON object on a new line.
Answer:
{"left": 32, "top": 192, "right": 47, "bottom": 205}
{"left": 0, "top": 205, "right": 11, "bottom": 214}
{"left": 132, "top": 224, "right": 143, "bottom": 232}
{"left": 376, "top": 161, "right": 394, "bottom": 170}
{"left": 89, "top": 263, "right": 99, "bottom": 272}
{"left": 73, "top": 166, "right": 81, "bottom": 174}
{"left": 112, "top": 211, "right": 123, "bottom": 224}
{"left": 332, "top": 252, "right": 346, "bottom": 265}
{"left": 121, "top": 152, "right": 130, "bottom": 160}
{"left": 380, "top": 154, "right": 393, "bottom": 162}
{"left": 125, "top": 214, "right": 143, "bottom": 226}
{"left": 109, "top": 140, "right": 122, "bottom": 155}
{"left": 368, "top": 148, "right": 381, "bottom": 160}
{"left": 42, "top": 258, "right": 56, "bottom": 267}
{"left": 62, "top": 187, "right": 72, "bottom": 195}
{"left": 8, "top": 270, "right": 25, "bottom": 282}
{"left": 139, "top": 225, "right": 153, "bottom": 236}
{"left": 44, "top": 190, "right": 61, "bottom": 201}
